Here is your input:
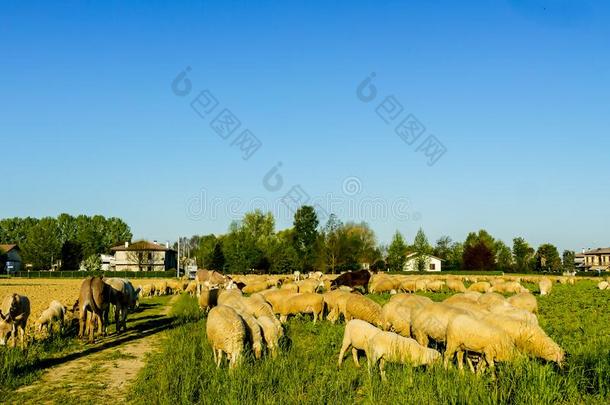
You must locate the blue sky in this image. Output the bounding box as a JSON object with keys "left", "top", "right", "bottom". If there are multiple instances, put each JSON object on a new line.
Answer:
{"left": 2, "top": 0, "right": 609, "bottom": 251}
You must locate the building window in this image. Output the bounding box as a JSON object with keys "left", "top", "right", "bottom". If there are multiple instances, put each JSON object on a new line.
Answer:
{"left": 429, "top": 263, "right": 436, "bottom": 270}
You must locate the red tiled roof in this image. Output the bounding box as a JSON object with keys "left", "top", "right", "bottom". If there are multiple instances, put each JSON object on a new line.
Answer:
{"left": 584, "top": 248, "right": 610, "bottom": 255}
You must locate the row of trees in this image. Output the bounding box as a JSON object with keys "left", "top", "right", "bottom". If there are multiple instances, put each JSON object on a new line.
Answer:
{"left": 179, "top": 206, "right": 574, "bottom": 274}
{"left": 0, "top": 214, "right": 132, "bottom": 270}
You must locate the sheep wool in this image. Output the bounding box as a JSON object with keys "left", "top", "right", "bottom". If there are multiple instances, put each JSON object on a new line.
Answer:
{"left": 538, "top": 278, "right": 553, "bottom": 296}
{"left": 277, "top": 293, "right": 325, "bottom": 323}
{"left": 507, "top": 292, "right": 538, "bottom": 314}
{"left": 206, "top": 305, "right": 246, "bottom": 369}
{"left": 381, "top": 301, "right": 412, "bottom": 337}
{"left": 345, "top": 294, "right": 383, "bottom": 327}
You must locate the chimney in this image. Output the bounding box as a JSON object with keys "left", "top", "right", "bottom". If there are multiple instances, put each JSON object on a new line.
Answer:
{"left": 125, "top": 241, "right": 129, "bottom": 248}
{"left": 165, "top": 241, "right": 170, "bottom": 249}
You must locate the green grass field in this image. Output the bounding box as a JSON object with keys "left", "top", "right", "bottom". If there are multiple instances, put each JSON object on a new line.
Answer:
{"left": 130, "top": 281, "right": 610, "bottom": 404}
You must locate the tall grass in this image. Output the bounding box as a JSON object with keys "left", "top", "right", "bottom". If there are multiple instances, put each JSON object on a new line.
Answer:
{"left": 130, "top": 284, "right": 610, "bottom": 404}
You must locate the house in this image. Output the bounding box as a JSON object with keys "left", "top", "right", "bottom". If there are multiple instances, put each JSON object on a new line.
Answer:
{"left": 574, "top": 252, "right": 586, "bottom": 270}
{"left": 0, "top": 244, "right": 22, "bottom": 274}
{"left": 100, "top": 254, "right": 115, "bottom": 271}
{"left": 402, "top": 252, "right": 442, "bottom": 272}
{"left": 110, "top": 241, "right": 177, "bottom": 272}
{"left": 583, "top": 248, "right": 610, "bottom": 271}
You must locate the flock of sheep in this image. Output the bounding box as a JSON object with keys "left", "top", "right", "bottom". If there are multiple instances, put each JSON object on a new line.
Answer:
{"left": 179, "top": 270, "right": 610, "bottom": 378}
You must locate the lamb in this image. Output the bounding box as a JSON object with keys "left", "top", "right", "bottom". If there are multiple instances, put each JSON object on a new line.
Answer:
{"left": 468, "top": 281, "right": 491, "bottom": 293}
{"left": 36, "top": 300, "right": 65, "bottom": 335}
{"left": 236, "top": 310, "right": 263, "bottom": 359}
{"left": 367, "top": 331, "right": 441, "bottom": 379}
{"left": 0, "top": 294, "right": 30, "bottom": 348}
{"left": 446, "top": 279, "right": 466, "bottom": 293}
{"left": 198, "top": 287, "right": 220, "bottom": 312}
{"left": 337, "top": 319, "right": 382, "bottom": 367}
{"left": 507, "top": 292, "right": 538, "bottom": 313}
{"left": 481, "top": 313, "right": 564, "bottom": 365}
{"left": 257, "top": 315, "right": 283, "bottom": 357}
{"left": 380, "top": 301, "right": 411, "bottom": 337}
{"left": 410, "top": 302, "right": 474, "bottom": 347}
{"left": 445, "top": 314, "right": 516, "bottom": 373}
{"left": 277, "top": 293, "right": 325, "bottom": 323}
{"left": 539, "top": 278, "right": 553, "bottom": 296}
{"left": 345, "top": 294, "right": 383, "bottom": 327}
{"left": 206, "top": 305, "right": 246, "bottom": 369}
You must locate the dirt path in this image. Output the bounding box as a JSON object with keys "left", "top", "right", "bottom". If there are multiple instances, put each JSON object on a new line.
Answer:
{"left": 12, "top": 295, "right": 179, "bottom": 404}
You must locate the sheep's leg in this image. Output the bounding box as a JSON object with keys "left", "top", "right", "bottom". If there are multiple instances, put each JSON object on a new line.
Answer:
{"left": 379, "top": 358, "right": 387, "bottom": 381}
{"left": 456, "top": 350, "right": 464, "bottom": 371}
{"left": 337, "top": 340, "right": 350, "bottom": 367}
{"left": 212, "top": 347, "right": 218, "bottom": 365}
{"left": 443, "top": 345, "right": 455, "bottom": 369}
{"left": 413, "top": 330, "right": 429, "bottom": 348}
{"left": 466, "top": 355, "right": 475, "bottom": 373}
{"left": 351, "top": 348, "right": 361, "bottom": 368}
{"left": 216, "top": 350, "right": 223, "bottom": 368}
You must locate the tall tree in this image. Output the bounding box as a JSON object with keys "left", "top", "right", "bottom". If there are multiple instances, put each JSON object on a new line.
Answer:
{"left": 292, "top": 206, "right": 319, "bottom": 271}
{"left": 535, "top": 243, "right": 562, "bottom": 272}
{"left": 433, "top": 236, "right": 453, "bottom": 261}
{"left": 412, "top": 228, "right": 432, "bottom": 271}
{"left": 513, "top": 237, "right": 535, "bottom": 273}
{"left": 387, "top": 231, "right": 408, "bottom": 272}
{"left": 21, "top": 217, "right": 61, "bottom": 270}
{"left": 463, "top": 240, "right": 495, "bottom": 270}
{"left": 562, "top": 250, "right": 575, "bottom": 273}
{"left": 495, "top": 240, "right": 514, "bottom": 271}
{"left": 208, "top": 241, "right": 226, "bottom": 271}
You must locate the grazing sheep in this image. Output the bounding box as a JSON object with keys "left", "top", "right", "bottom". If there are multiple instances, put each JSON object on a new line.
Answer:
{"left": 0, "top": 294, "right": 30, "bottom": 348}
{"left": 37, "top": 300, "right": 65, "bottom": 335}
{"left": 415, "top": 279, "right": 428, "bottom": 292}
{"left": 239, "top": 297, "right": 281, "bottom": 329}
{"left": 369, "top": 278, "right": 397, "bottom": 294}
{"left": 206, "top": 305, "right": 246, "bottom": 369}
{"left": 488, "top": 302, "right": 538, "bottom": 324}
{"left": 338, "top": 319, "right": 381, "bottom": 367}
{"left": 481, "top": 313, "right": 564, "bottom": 365}
{"left": 258, "top": 289, "right": 296, "bottom": 314}
{"left": 280, "top": 282, "right": 300, "bottom": 292}
{"left": 388, "top": 294, "right": 432, "bottom": 311}
{"left": 468, "top": 282, "right": 491, "bottom": 293}
{"left": 399, "top": 279, "right": 418, "bottom": 293}
{"left": 323, "top": 290, "right": 352, "bottom": 323}
{"left": 477, "top": 292, "right": 506, "bottom": 308}
{"left": 298, "top": 279, "right": 324, "bottom": 294}
{"left": 198, "top": 287, "right": 220, "bottom": 312}
{"left": 367, "top": 331, "right": 441, "bottom": 379}
{"left": 490, "top": 281, "right": 528, "bottom": 294}
{"left": 257, "top": 315, "right": 282, "bottom": 357}
{"left": 445, "top": 314, "right": 516, "bottom": 373}
{"left": 217, "top": 288, "right": 243, "bottom": 306}
{"left": 446, "top": 279, "right": 466, "bottom": 293}
{"left": 345, "top": 294, "right": 383, "bottom": 327}
{"left": 242, "top": 281, "right": 271, "bottom": 295}
{"left": 139, "top": 284, "right": 155, "bottom": 297}
{"left": 381, "top": 301, "right": 411, "bottom": 337}
{"left": 507, "top": 292, "right": 538, "bottom": 314}
{"left": 277, "top": 293, "right": 325, "bottom": 323}
{"left": 155, "top": 281, "right": 168, "bottom": 296}
{"left": 236, "top": 310, "right": 263, "bottom": 359}
{"left": 185, "top": 281, "right": 198, "bottom": 296}
{"left": 410, "top": 302, "right": 474, "bottom": 347}
{"left": 426, "top": 280, "right": 445, "bottom": 292}
{"left": 538, "top": 278, "right": 553, "bottom": 296}
{"left": 597, "top": 281, "right": 608, "bottom": 290}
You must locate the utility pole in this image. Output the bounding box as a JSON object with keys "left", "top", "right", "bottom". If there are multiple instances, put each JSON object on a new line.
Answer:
{"left": 177, "top": 237, "right": 180, "bottom": 278}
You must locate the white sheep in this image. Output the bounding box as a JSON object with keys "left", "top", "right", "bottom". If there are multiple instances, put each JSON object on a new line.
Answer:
{"left": 36, "top": 300, "right": 65, "bottom": 335}
{"left": 597, "top": 281, "right": 608, "bottom": 290}
{"left": 477, "top": 292, "right": 506, "bottom": 309}
{"left": 490, "top": 281, "right": 528, "bottom": 294}
{"left": 468, "top": 281, "right": 491, "bottom": 293}
{"left": 410, "top": 302, "right": 474, "bottom": 347}
{"left": 206, "top": 305, "right": 246, "bottom": 369}
{"left": 445, "top": 314, "right": 516, "bottom": 373}
{"left": 446, "top": 279, "right": 467, "bottom": 293}
{"left": 538, "top": 278, "right": 553, "bottom": 296}
{"left": 481, "top": 313, "right": 564, "bottom": 365}
{"left": 507, "top": 292, "right": 538, "bottom": 314}
{"left": 380, "top": 301, "right": 411, "bottom": 337}
{"left": 337, "top": 319, "right": 381, "bottom": 367}
{"left": 426, "top": 280, "right": 445, "bottom": 292}
{"left": 367, "top": 331, "right": 441, "bottom": 379}
{"left": 388, "top": 293, "right": 432, "bottom": 310}
{"left": 277, "top": 293, "right": 325, "bottom": 323}
{"left": 323, "top": 290, "right": 351, "bottom": 323}
{"left": 236, "top": 310, "right": 263, "bottom": 359}
{"left": 345, "top": 294, "right": 383, "bottom": 327}
{"left": 198, "top": 287, "right": 220, "bottom": 312}
{"left": 257, "top": 315, "right": 282, "bottom": 357}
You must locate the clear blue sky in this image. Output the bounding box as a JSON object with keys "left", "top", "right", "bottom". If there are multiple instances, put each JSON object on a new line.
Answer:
{"left": 2, "top": 0, "right": 609, "bottom": 252}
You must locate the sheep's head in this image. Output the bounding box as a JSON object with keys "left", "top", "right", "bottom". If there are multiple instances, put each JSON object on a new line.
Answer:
{"left": 0, "top": 314, "right": 12, "bottom": 345}
{"left": 425, "top": 348, "right": 442, "bottom": 365}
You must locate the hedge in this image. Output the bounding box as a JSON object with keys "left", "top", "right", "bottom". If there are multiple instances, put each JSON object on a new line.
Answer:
{"left": 10, "top": 270, "right": 178, "bottom": 279}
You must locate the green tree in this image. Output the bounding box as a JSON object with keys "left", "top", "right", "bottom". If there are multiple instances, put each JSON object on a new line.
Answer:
{"left": 387, "top": 231, "right": 408, "bottom": 272}
{"left": 292, "top": 206, "right": 319, "bottom": 272}
{"left": 82, "top": 254, "right": 102, "bottom": 272}
{"left": 562, "top": 250, "right": 575, "bottom": 273}
{"left": 21, "top": 217, "right": 61, "bottom": 270}
{"left": 208, "top": 241, "right": 225, "bottom": 271}
{"left": 495, "top": 240, "right": 513, "bottom": 271}
{"left": 412, "top": 228, "right": 432, "bottom": 271}
{"left": 513, "top": 237, "right": 534, "bottom": 273}
{"left": 60, "top": 240, "right": 84, "bottom": 270}
{"left": 536, "top": 243, "right": 562, "bottom": 272}
{"left": 447, "top": 242, "right": 464, "bottom": 270}
{"left": 433, "top": 236, "right": 453, "bottom": 261}
{"left": 323, "top": 214, "right": 343, "bottom": 273}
